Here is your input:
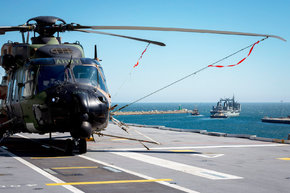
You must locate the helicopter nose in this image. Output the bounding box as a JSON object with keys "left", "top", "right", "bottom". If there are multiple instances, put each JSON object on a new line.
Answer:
{"left": 73, "top": 91, "right": 109, "bottom": 117}
{"left": 46, "top": 84, "right": 109, "bottom": 138}
{"left": 71, "top": 89, "right": 109, "bottom": 137}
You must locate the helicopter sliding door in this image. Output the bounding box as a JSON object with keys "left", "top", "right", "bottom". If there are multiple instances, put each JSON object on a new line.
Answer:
{"left": 19, "top": 66, "right": 42, "bottom": 133}
{"left": 6, "top": 68, "right": 25, "bottom": 129}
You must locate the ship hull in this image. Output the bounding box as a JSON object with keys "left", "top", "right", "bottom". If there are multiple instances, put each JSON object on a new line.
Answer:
{"left": 261, "top": 117, "right": 290, "bottom": 124}
{"left": 225, "top": 111, "right": 240, "bottom": 117}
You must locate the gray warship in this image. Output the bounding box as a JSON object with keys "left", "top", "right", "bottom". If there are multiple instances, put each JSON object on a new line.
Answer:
{"left": 211, "top": 96, "right": 241, "bottom": 118}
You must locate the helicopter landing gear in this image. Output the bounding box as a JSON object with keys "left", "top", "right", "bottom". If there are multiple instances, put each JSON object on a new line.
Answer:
{"left": 0, "top": 132, "right": 4, "bottom": 143}
{"left": 64, "top": 138, "right": 87, "bottom": 155}
{"left": 0, "top": 130, "right": 11, "bottom": 143}
{"left": 64, "top": 139, "right": 73, "bottom": 155}
{"left": 78, "top": 138, "right": 87, "bottom": 154}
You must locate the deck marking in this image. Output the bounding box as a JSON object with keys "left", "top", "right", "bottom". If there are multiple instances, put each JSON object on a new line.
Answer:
{"left": 43, "top": 168, "right": 58, "bottom": 175}
{"left": 0, "top": 184, "right": 37, "bottom": 189}
{"left": 0, "top": 147, "right": 84, "bottom": 193}
{"left": 102, "top": 166, "right": 122, "bottom": 173}
{"left": 51, "top": 166, "right": 99, "bottom": 170}
{"left": 102, "top": 144, "right": 287, "bottom": 151}
{"left": 31, "top": 156, "right": 72, "bottom": 159}
{"left": 79, "top": 155, "right": 200, "bottom": 193}
{"left": 170, "top": 150, "right": 224, "bottom": 158}
{"left": 277, "top": 158, "right": 290, "bottom": 160}
{"left": 170, "top": 150, "right": 196, "bottom": 152}
{"left": 112, "top": 152, "right": 243, "bottom": 180}
{"left": 193, "top": 154, "right": 224, "bottom": 158}
{"left": 46, "top": 179, "right": 172, "bottom": 186}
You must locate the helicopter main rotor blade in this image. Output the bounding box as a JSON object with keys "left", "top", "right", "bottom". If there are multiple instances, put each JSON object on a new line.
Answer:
{"left": 0, "top": 26, "right": 33, "bottom": 35}
{"left": 79, "top": 26, "right": 286, "bottom": 42}
{"left": 74, "top": 29, "right": 166, "bottom": 46}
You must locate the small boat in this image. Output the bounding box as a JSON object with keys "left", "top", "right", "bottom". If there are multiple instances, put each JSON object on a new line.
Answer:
{"left": 191, "top": 109, "right": 200, "bottom": 116}
{"left": 210, "top": 111, "right": 228, "bottom": 118}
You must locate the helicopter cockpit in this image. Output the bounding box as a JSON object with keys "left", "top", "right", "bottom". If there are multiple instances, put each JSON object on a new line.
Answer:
{"left": 30, "top": 58, "right": 108, "bottom": 94}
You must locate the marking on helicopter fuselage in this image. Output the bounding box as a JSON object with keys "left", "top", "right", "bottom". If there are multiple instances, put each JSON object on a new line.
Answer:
{"left": 112, "top": 152, "right": 242, "bottom": 180}
{"left": 41, "top": 145, "right": 50, "bottom": 149}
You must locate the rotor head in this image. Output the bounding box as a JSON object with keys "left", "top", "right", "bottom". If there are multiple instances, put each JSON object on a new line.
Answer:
{"left": 26, "top": 16, "right": 66, "bottom": 37}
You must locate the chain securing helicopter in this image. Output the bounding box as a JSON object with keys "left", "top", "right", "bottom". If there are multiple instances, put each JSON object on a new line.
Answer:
{"left": 0, "top": 16, "right": 285, "bottom": 154}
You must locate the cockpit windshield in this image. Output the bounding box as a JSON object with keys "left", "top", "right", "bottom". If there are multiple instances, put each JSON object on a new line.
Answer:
{"left": 37, "top": 65, "right": 108, "bottom": 93}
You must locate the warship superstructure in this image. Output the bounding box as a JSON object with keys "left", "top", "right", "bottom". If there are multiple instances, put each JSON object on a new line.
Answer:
{"left": 211, "top": 96, "right": 241, "bottom": 117}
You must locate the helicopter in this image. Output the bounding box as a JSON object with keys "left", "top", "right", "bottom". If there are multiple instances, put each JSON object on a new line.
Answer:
{"left": 0, "top": 16, "right": 285, "bottom": 154}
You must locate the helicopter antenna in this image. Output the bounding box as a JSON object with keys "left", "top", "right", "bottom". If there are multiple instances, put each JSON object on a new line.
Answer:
{"left": 94, "top": 45, "right": 98, "bottom": 60}
{"left": 114, "top": 37, "right": 268, "bottom": 112}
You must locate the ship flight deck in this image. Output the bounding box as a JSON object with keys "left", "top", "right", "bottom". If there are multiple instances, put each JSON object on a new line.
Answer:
{"left": 0, "top": 123, "right": 289, "bottom": 193}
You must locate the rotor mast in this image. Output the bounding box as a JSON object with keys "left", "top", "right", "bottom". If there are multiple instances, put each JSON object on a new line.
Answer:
{"left": 26, "top": 16, "right": 65, "bottom": 44}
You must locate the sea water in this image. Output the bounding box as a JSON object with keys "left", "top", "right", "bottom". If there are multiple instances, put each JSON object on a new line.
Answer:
{"left": 113, "top": 103, "right": 290, "bottom": 140}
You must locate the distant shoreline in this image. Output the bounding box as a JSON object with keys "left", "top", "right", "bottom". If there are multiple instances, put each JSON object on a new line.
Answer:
{"left": 112, "top": 109, "right": 191, "bottom": 115}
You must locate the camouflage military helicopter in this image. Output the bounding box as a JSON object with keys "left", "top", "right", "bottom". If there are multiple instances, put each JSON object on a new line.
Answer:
{"left": 0, "top": 16, "right": 285, "bottom": 154}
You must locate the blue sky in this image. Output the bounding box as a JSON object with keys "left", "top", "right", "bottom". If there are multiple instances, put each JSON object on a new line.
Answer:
{"left": 0, "top": 0, "right": 289, "bottom": 102}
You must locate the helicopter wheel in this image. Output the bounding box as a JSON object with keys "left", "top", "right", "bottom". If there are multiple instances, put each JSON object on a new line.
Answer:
{"left": 64, "top": 139, "right": 73, "bottom": 155}
{"left": 78, "top": 138, "right": 87, "bottom": 154}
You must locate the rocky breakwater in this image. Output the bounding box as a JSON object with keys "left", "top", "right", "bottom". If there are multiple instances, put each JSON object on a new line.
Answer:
{"left": 112, "top": 109, "right": 191, "bottom": 115}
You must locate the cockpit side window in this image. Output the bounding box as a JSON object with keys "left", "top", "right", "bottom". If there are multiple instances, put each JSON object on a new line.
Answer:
{"left": 12, "top": 68, "right": 24, "bottom": 101}
{"left": 96, "top": 65, "right": 108, "bottom": 92}
{"left": 22, "top": 68, "right": 36, "bottom": 98}
{"left": 73, "top": 65, "right": 98, "bottom": 87}
{"left": 73, "top": 65, "right": 108, "bottom": 92}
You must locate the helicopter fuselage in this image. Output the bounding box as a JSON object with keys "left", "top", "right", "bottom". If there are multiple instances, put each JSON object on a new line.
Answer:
{"left": 0, "top": 38, "right": 111, "bottom": 140}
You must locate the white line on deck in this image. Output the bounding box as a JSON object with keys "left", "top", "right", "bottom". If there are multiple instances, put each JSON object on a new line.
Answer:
{"left": 112, "top": 152, "right": 243, "bottom": 180}
{"left": 79, "top": 155, "right": 199, "bottom": 193}
{"left": 193, "top": 154, "right": 224, "bottom": 158}
{"left": 99, "top": 143, "right": 287, "bottom": 151}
